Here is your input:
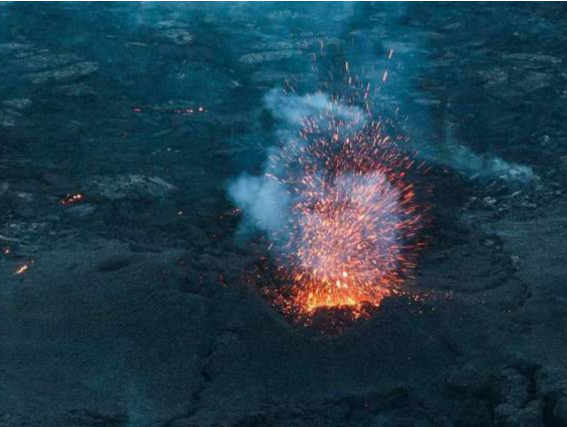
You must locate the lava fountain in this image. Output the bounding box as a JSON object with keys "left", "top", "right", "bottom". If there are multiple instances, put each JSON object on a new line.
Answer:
{"left": 231, "top": 88, "right": 426, "bottom": 322}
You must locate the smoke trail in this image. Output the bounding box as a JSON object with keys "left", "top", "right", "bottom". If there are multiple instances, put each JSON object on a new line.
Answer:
{"left": 438, "top": 123, "right": 536, "bottom": 183}
{"left": 228, "top": 172, "right": 290, "bottom": 236}
{"left": 442, "top": 143, "right": 536, "bottom": 183}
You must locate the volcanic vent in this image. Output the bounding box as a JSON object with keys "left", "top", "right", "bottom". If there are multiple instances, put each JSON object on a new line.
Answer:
{"left": 230, "top": 89, "right": 426, "bottom": 325}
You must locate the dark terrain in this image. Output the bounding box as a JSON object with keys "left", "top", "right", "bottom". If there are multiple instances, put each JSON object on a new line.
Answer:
{"left": 2, "top": 3, "right": 567, "bottom": 427}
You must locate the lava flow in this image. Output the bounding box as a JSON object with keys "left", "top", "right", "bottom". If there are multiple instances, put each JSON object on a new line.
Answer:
{"left": 265, "top": 92, "right": 426, "bottom": 321}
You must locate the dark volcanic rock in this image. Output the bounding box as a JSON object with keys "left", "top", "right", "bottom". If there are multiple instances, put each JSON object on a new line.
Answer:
{"left": 87, "top": 175, "right": 177, "bottom": 201}
{"left": 1, "top": 2, "right": 567, "bottom": 427}
{"left": 26, "top": 61, "right": 99, "bottom": 84}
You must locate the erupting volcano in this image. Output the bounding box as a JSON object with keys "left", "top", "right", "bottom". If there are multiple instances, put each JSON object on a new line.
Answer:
{"left": 231, "top": 88, "right": 426, "bottom": 322}
{"left": 275, "top": 96, "right": 424, "bottom": 318}
{"left": 284, "top": 170, "right": 416, "bottom": 315}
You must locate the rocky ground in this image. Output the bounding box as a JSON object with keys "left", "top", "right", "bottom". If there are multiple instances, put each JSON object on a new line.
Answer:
{"left": 1, "top": 3, "right": 567, "bottom": 427}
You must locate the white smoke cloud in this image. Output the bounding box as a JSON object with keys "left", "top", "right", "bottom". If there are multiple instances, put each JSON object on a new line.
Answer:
{"left": 228, "top": 173, "right": 289, "bottom": 235}
{"left": 264, "top": 91, "right": 365, "bottom": 127}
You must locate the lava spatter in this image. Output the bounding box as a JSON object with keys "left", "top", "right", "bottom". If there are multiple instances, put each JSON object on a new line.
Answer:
{"left": 261, "top": 93, "right": 426, "bottom": 322}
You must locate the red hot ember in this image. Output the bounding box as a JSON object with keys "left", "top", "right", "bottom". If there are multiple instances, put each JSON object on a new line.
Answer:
{"left": 60, "top": 193, "right": 84, "bottom": 206}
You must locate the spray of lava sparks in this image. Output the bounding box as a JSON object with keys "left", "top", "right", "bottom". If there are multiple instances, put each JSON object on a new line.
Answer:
{"left": 262, "top": 90, "right": 426, "bottom": 320}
